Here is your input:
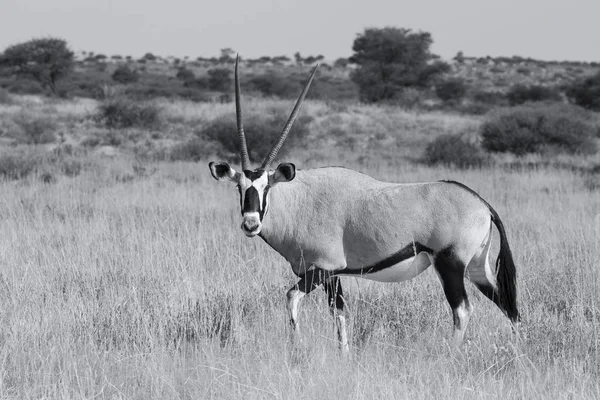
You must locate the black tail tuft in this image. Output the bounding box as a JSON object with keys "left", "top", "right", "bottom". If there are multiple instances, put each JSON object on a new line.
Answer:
{"left": 490, "top": 210, "right": 520, "bottom": 322}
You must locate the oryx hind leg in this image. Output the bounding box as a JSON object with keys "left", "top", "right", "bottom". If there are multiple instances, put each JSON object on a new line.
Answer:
{"left": 286, "top": 268, "right": 328, "bottom": 339}
{"left": 434, "top": 246, "right": 472, "bottom": 345}
{"left": 323, "top": 276, "right": 349, "bottom": 353}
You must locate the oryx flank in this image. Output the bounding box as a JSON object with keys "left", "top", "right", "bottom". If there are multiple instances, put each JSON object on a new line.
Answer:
{"left": 209, "top": 56, "right": 520, "bottom": 352}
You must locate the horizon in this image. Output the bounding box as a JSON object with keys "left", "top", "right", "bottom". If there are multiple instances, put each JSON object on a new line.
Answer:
{"left": 2, "top": 0, "right": 600, "bottom": 63}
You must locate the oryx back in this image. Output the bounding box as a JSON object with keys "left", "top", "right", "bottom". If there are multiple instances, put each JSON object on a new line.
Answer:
{"left": 259, "top": 167, "right": 492, "bottom": 282}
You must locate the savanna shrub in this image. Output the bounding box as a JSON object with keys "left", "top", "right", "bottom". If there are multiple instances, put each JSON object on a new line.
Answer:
{"left": 0, "top": 148, "right": 84, "bottom": 180}
{"left": 12, "top": 112, "right": 57, "bottom": 144}
{"left": 435, "top": 78, "right": 467, "bottom": 102}
{"left": 95, "top": 98, "right": 162, "bottom": 130}
{"left": 506, "top": 84, "right": 562, "bottom": 106}
{"left": 248, "top": 73, "right": 301, "bottom": 98}
{"left": 168, "top": 138, "right": 219, "bottom": 162}
{"left": 199, "top": 109, "right": 312, "bottom": 162}
{"left": 565, "top": 70, "right": 600, "bottom": 111}
{"left": 207, "top": 69, "right": 232, "bottom": 92}
{"left": 422, "top": 134, "right": 488, "bottom": 169}
{"left": 481, "top": 104, "right": 598, "bottom": 155}
{"left": 111, "top": 65, "right": 139, "bottom": 84}
{"left": 0, "top": 151, "right": 39, "bottom": 179}
{"left": 0, "top": 88, "right": 13, "bottom": 104}
{"left": 176, "top": 68, "right": 195, "bottom": 82}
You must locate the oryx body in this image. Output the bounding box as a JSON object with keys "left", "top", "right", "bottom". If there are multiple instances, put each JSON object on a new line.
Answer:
{"left": 209, "top": 57, "right": 520, "bottom": 352}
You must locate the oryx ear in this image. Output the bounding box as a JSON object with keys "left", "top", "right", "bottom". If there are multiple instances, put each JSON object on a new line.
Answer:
{"left": 209, "top": 161, "right": 239, "bottom": 182}
{"left": 270, "top": 163, "right": 296, "bottom": 185}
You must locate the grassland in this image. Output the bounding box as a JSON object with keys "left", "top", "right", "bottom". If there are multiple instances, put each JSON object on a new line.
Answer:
{"left": 0, "top": 94, "right": 599, "bottom": 399}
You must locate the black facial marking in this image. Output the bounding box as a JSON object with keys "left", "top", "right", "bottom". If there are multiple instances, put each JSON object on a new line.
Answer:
{"left": 243, "top": 169, "right": 265, "bottom": 180}
{"left": 243, "top": 186, "right": 260, "bottom": 214}
{"left": 336, "top": 242, "right": 432, "bottom": 276}
{"left": 260, "top": 185, "right": 270, "bottom": 218}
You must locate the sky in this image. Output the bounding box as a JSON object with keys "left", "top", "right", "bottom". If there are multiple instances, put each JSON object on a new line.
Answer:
{"left": 1, "top": 0, "right": 599, "bottom": 62}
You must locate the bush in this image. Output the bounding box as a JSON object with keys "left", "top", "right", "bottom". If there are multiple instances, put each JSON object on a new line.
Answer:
{"left": 207, "top": 69, "right": 232, "bottom": 92}
{"left": 0, "top": 151, "right": 39, "bottom": 179}
{"left": 168, "top": 138, "right": 218, "bottom": 162}
{"left": 199, "top": 109, "right": 312, "bottom": 162}
{"left": 12, "top": 113, "right": 58, "bottom": 144}
{"left": 422, "top": 134, "right": 489, "bottom": 169}
{"left": 565, "top": 71, "right": 600, "bottom": 111}
{"left": 435, "top": 78, "right": 467, "bottom": 102}
{"left": 481, "top": 104, "right": 598, "bottom": 156}
{"left": 506, "top": 84, "right": 562, "bottom": 106}
{"left": 248, "top": 73, "right": 301, "bottom": 98}
{"left": 0, "top": 148, "right": 84, "bottom": 180}
{"left": 0, "top": 88, "right": 13, "bottom": 104}
{"left": 176, "top": 68, "right": 195, "bottom": 82}
{"left": 95, "top": 98, "right": 163, "bottom": 130}
{"left": 112, "top": 65, "right": 139, "bottom": 84}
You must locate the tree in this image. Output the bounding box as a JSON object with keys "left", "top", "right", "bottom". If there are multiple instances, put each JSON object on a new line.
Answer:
{"left": 334, "top": 58, "right": 349, "bottom": 68}
{"left": 349, "top": 27, "right": 449, "bottom": 103}
{"left": 219, "top": 48, "right": 235, "bottom": 63}
{"left": 0, "top": 37, "right": 74, "bottom": 95}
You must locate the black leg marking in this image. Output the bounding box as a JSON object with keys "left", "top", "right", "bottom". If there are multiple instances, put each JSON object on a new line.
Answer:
{"left": 293, "top": 269, "right": 328, "bottom": 295}
{"left": 286, "top": 269, "right": 329, "bottom": 331}
{"left": 324, "top": 276, "right": 345, "bottom": 313}
{"left": 475, "top": 283, "right": 502, "bottom": 309}
{"left": 435, "top": 246, "right": 470, "bottom": 335}
{"left": 323, "top": 276, "right": 350, "bottom": 352}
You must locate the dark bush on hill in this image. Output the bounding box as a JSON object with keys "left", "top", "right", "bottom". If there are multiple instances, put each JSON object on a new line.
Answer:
{"left": 112, "top": 65, "right": 139, "bottom": 84}
{"left": 248, "top": 73, "right": 301, "bottom": 98}
{"left": 565, "top": 70, "right": 600, "bottom": 111}
{"left": 422, "top": 134, "right": 489, "bottom": 169}
{"left": 435, "top": 78, "right": 467, "bottom": 102}
{"left": 176, "top": 68, "right": 195, "bottom": 82}
{"left": 95, "top": 98, "right": 162, "bottom": 130}
{"left": 481, "top": 103, "right": 598, "bottom": 156}
{"left": 199, "top": 109, "right": 312, "bottom": 162}
{"left": 207, "top": 69, "right": 232, "bottom": 92}
{"left": 506, "top": 84, "right": 562, "bottom": 106}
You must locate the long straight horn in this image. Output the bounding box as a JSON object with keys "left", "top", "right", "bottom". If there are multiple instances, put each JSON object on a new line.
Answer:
{"left": 235, "top": 54, "right": 251, "bottom": 171}
{"left": 261, "top": 64, "right": 318, "bottom": 169}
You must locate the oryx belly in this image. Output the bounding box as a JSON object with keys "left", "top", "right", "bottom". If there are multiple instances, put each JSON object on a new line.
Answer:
{"left": 363, "top": 251, "right": 432, "bottom": 282}
{"left": 338, "top": 251, "right": 432, "bottom": 282}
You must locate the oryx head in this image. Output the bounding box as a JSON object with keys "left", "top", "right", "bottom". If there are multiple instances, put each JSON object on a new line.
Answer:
{"left": 209, "top": 55, "right": 317, "bottom": 237}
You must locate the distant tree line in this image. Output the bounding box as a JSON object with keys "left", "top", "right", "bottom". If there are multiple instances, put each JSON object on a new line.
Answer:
{"left": 1, "top": 32, "right": 599, "bottom": 111}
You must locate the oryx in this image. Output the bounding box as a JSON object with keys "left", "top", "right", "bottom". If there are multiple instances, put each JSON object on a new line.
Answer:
{"left": 209, "top": 56, "right": 520, "bottom": 352}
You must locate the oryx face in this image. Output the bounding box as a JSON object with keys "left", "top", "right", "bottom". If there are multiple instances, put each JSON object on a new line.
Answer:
{"left": 209, "top": 162, "right": 296, "bottom": 237}
{"left": 208, "top": 55, "right": 315, "bottom": 237}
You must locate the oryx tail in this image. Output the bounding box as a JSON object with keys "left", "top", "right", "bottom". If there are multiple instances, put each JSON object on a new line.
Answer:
{"left": 490, "top": 206, "right": 519, "bottom": 322}
{"left": 445, "top": 180, "right": 519, "bottom": 322}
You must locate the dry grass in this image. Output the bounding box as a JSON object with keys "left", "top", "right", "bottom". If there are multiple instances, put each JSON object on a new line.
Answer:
{"left": 0, "top": 95, "right": 598, "bottom": 398}
{"left": 0, "top": 156, "right": 598, "bottom": 398}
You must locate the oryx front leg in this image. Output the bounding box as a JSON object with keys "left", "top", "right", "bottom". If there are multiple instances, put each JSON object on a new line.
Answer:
{"left": 286, "top": 269, "right": 326, "bottom": 342}
{"left": 324, "top": 276, "right": 349, "bottom": 353}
